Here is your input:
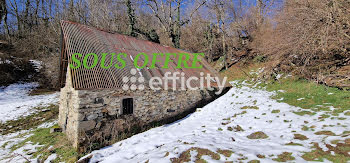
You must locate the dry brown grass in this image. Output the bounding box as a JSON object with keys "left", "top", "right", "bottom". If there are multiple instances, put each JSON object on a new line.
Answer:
{"left": 314, "top": 131, "right": 336, "bottom": 136}
{"left": 247, "top": 131, "right": 268, "bottom": 139}
{"left": 0, "top": 104, "right": 58, "bottom": 135}
{"left": 273, "top": 152, "right": 295, "bottom": 162}
{"left": 294, "top": 133, "right": 309, "bottom": 140}
{"left": 217, "top": 149, "right": 234, "bottom": 157}
{"left": 302, "top": 142, "right": 350, "bottom": 162}
{"left": 170, "top": 147, "right": 220, "bottom": 163}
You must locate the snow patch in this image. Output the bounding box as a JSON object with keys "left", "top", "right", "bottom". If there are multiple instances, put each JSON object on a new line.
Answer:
{"left": 85, "top": 85, "right": 349, "bottom": 162}
{"left": 0, "top": 121, "right": 57, "bottom": 162}
{"left": 44, "top": 154, "right": 57, "bottom": 163}
{"left": 0, "top": 83, "right": 58, "bottom": 123}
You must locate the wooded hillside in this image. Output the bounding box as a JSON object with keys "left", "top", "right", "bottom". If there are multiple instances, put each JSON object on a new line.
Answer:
{"left": 0, "top": 0, "right": 348, "bottom": 89}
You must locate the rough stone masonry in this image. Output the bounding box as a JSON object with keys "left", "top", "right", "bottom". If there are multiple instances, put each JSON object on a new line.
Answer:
{"left": 58, "top": 67, "right": 220, "bottom": 153}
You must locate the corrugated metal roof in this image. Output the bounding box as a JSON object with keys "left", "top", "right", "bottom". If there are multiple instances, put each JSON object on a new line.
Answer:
{"left": 59, "top": 20, "right": 227, "bottom": 89}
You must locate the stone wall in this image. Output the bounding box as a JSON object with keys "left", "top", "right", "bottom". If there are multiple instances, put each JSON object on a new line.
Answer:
{"left": 58, "top": 67, "right": 80, "bottom": 147}
{"left": 59, "top": 69, "right": 218, "bottom": 152}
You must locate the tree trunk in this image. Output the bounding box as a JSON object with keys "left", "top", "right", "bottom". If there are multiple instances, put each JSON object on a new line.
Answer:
{"left": 206, "top": 23, "right": 214, "bottom": 62}
{"left": 222, "top": 22, "right": 228, "bottom": 70}
{"left": 69, "top": 0, "right": 74, "bottom": 21}
{"left": 174, "top": 0, "right": 181, "bottom": 49}
{"left": 126, "top": 0, "right": 137, "bottom": 37}
{"left": 0, "top": 0, "right": 10, "bottom": 42}
{"left": 11, "top": 1, "right": 22, "bottom": 37}
{"left": 34, "top": 0, "right": 39, "bottom": 25}
{"left": 256, "top": 0, "right": 264, "bottom": 26}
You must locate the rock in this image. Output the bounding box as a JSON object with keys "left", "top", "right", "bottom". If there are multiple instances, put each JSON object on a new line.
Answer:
{"left": 106, "top": 107, "right": 118, "bottom": 116}
{"left": 94, "top": 97, "right": 104, "bottom": 104}
{"left": 101, "top": 108, "right": 108, "bottom": 113}
{"left": 80, "top": 120, "right": 96, "bottom": 131}
{"left": 167, "top": 109, "right": 175, "bottom": 112}
{"left": 78, "top": 114, "right": 85, "bottom": 121}
{"left": 27, "top": 151, "right": 35, "bottom": 155}
{"left": 247, "top": 131, "right": 268, "bottom": 139}
{"left": 86, "top": 113, "right": 98, "bottom": 120}
{"left": 95, "top": 122, "right": 102, "bottom": 129}
{"left": 50, "top": 127, "right": 62, "bottom": 133}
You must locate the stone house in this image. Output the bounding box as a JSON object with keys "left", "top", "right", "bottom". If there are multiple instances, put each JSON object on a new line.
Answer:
{"left": 58, "top": 21, "right": 229, "bottom": 152}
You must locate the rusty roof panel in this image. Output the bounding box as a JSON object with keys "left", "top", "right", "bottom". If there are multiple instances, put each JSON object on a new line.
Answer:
{"left": 60, "top": 21, "right": 227, "bottom": 89}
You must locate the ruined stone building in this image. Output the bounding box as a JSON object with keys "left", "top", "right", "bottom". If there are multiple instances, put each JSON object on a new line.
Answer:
{"left": 58, "top": 21, "right": 229, "bottom": 152}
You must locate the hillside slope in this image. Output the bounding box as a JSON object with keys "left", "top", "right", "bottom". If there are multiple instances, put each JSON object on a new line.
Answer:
{"left": 86, "top": 82, "right": 350, "bottom": 162}
{"left": 0, "top": 83, "right": 58, "bottom": 123}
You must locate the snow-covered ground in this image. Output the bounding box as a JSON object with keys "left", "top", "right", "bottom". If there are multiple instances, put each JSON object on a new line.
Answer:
{"left": 0, "top": 82, "right": 58, "bottom": 162}
{"left": 0, "top": 83, "right": 58, "bottom": 123}
{"left": 86, "top": 82, "right": 350, "bottom": 162}
{"left": 0, "top": 120, "right": 57, "bottom": 162}
{"left": 0, "top": 80, "right": 349, "bottom": 162}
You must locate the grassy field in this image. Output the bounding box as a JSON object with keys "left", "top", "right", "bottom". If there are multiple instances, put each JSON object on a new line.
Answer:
{"left": 0, "top": 105, "right": 59, "bottom": 135}
{"left": 221, "top": 63, "right": 350, "bottom": 162}
{"left": 222, "top": 63, "right": 350, "bottom": 115}
{"left": 264, "top": 78, "right": 350, "bottom": 115}
{"left": 10, "top": 126, "right": 78, "bottom": 162}
{"left": 0, "top": 105, "right": 78, "bottom": 162}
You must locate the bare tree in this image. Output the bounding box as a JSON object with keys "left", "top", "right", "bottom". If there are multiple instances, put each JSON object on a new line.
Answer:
{"left": 207, "top": 0, "right": 229, "bottom": 69}
{"left": 0, "top": 0, "right": 10, "bottom": 41}
{"left": 146, "top": 0, "right": 206, "bottom": 48}
{"left": 258, "top": 0, "right": 350, "bottom": 81}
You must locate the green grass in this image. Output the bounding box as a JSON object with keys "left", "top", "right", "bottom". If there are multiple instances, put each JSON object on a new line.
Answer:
{"left": 302, "top": 126, "right": 310, "bottom": 131}
{"left": 314, "top": 131, "right": 336, "bottom": 136}
{"left": 11, "top": 126, "right": 78, "bottom": 162}
{"left": 273, "top": 152, "right": 295, "bottom": 162}
{"left": 272, "top": 152, "right": 295, "bottom": 162}
{"left": 241, "top": 106, "right": 259, "bottom": 110}
{"left": 221, "top": 64, "right": 350, "bottom": 162}
{"left": 262, "top": 78, "right": 350, "bottom": 114}
{"left": 217, "top": 149, "right": 234, "bottom": 157}
{"left": 0, "top": 104, "right": 78, "bottom": 162}
{"left": 302, "top": 143, "right": 350, "bottom": 162}
{"left": 0, "top": 104, "right": 59, "bottom": 135}
{"left": 271, "top": 110, "right": 280, "bottom": 113}
{"left": 170, "top": 147, "right": 220, "bottom": 162}
{"left": 1, "top": 141, "right": 12, "bottom": 148}
{"left": 293, "top": 110, "right": 316, "bottom": 116}
{"left": 223, "top": 63, "right": 350, "bottom": 115}
{"left": 29, "top": 88, "right": 56, "bottom": 96}
{"left": 221, "top": 63, "right": 265, "bottom": 81}
{"left": 285, "top": 142, "right": 303, "bottom": 146}
{"left": 345, "top": 111, "right": 350, "bottom": 116}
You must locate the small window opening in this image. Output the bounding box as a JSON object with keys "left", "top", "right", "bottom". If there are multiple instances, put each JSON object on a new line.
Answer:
{"left": 122, "top": 98, "right": 133, "bottom": 115}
